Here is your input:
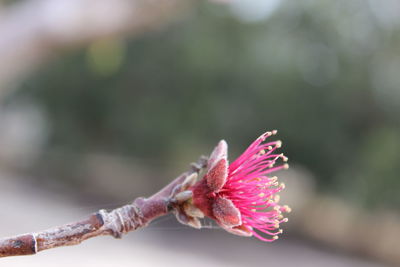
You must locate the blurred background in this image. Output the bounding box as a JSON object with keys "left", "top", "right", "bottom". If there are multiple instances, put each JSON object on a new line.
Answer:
{"left": 0, "top": 0, "right": 399, "bottom": 266}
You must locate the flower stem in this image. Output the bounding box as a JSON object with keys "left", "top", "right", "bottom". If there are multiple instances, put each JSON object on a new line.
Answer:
{"left": 0, "top": 157, "right": 207, "bottom": 258}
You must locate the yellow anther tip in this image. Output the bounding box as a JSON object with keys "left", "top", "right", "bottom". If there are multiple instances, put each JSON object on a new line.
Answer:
{"left": 283, "top": 163, "right": 289, "bottom": 169}
{"left": 283, "top": 205, "right": 292, "bottom": 213}
{"left": 275, "top": 140, "right": 282, "bottom": 148}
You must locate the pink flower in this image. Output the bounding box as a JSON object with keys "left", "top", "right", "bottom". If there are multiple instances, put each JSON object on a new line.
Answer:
{"left": 190, "top": 131, "right": 290, "bottom": 241}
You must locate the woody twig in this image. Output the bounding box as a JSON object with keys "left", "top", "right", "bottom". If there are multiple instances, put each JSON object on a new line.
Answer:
{"left": 0, "top": 156, "right": 207, "bottom": 258}
{"left": 0, "top": 131, "right": 290, "bottom": 258}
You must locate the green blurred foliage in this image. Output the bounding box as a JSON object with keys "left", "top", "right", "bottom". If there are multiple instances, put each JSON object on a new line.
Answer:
{"left": 6, "top": 1, "right": 400, "bottom": 209}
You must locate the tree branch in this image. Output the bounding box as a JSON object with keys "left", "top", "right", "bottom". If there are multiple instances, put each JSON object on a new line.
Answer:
{"left": 0, "top": 156, "right": 207, "bottom": 258}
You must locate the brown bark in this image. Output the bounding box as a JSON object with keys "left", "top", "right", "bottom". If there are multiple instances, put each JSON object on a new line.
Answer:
{"left": 0, "top": 157, "right": 207, "bottom": 258}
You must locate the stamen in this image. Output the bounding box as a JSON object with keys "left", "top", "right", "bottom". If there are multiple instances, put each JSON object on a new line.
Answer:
{"left": 283, "top": 164, "right": 289, "bottom": 169}
{"left": 199, "top": 130, "right": 290, "bottom": 242}
{"left": 281, "top": 205, "right": 292, "bottom": 213}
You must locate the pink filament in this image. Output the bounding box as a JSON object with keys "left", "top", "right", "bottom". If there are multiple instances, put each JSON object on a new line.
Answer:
{"left": 219, "top": 132, "right": 287, "bottom": 241}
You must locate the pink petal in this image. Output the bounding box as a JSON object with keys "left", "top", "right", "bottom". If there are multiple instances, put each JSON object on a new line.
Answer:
{"left": 217, "top": 222, "right": 253, "bottom": 237}
{"left": 212, "top": 197, "right": 241, "bottom": 227}
{"left": 206, "top": 159, "right": 228, "bottom": 192}
{"left": 207, "top": 140, "right": 228, "bottom": 171}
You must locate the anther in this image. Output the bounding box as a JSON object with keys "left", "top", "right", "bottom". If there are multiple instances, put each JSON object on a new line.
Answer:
{"left": 282, "top": 205, "right": 292, "bottom": 213}
{"left": 283, "top": 164, "right": 289, "bottom": 169}
{"left": 270, "top": 176, "right": 278, "bottom": 182}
